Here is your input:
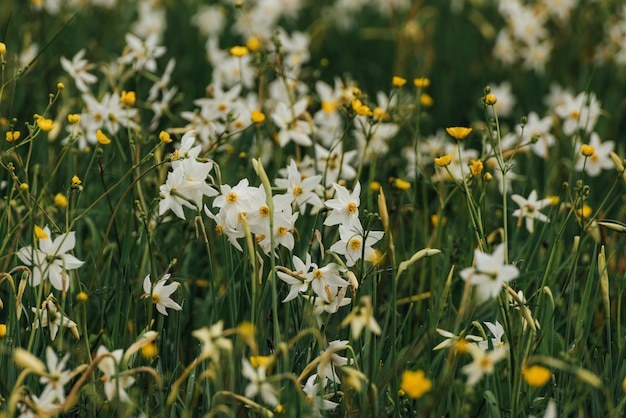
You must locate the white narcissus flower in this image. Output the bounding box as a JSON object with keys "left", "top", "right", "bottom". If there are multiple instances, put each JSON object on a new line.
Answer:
{"left": 242, "top": 358, "right": 279, "bottom": 406}
{"left": 478, "top": 321, "right": 506, "bottom": 352}
{"left": 511, "top": 190, "right": 552, "bottom": 233}
{"left": 323, "top": 182, "right": 361, "bottom": 226}
{"left": 192, "top": 320, "right": 233, "bottom": 363}
{"left": 276, "top": 254, "right": 314, "bottom": 302}
{"left": 303, "top": 374, "right": 339, "bottom": 416}
{"left": 275, "top": 159, "right": 323, "bottom": 213}
{"left": 60, "top": 49, "right": 97, "bottom": 93}
{"left": 329, "top": 218, "right": 383, "bottom": 267}
{"left": 31, "top": 295, "right": 80, "bottom": 341}
{"left": 271, "top": 99, "right": 312, "bottom": 147}
{"left": 317, "top": 340, "right": 352, "bottom": 384}
{"left": 17, "top": 226, "right": 84, "bottom": 292}
{"left": 461, "top": 343, "right": 508, "bottom": 387}
{"left": 459, "top": 244, "right": 519, "bottom": 302}
{"left": 96, "top": 346, "right": 135, "bottom": 403}
{"left": 142, "top": 274, "right": 182, "bottom": 316}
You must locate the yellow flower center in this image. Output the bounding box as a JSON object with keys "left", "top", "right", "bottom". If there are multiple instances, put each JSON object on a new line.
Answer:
{"left": 349, "top": 238, "right": 361, "bottom": 251}
{"left": 226, "top": 192, "right": 238, "bottom": 204}
{"left": 293, "top": 185, "right": 303, "bottom": 196}
{"left": 278, "top": 226, "right": 288, "bottom": 236}
{"left": 346, "top": 202, "right": 357, "bottom": 214}
{"left": 259, "top": 206, "right": 270, "bottom": 217}
{"left": 313, "top": 269, "right": 322, "bottom": 280}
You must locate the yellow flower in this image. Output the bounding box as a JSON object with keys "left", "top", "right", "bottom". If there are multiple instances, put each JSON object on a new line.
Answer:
{"left": 0, "top": 42, "right": 6, "bottom": 54}
{"left": 251, "top": 109, "right": 266, "bottom": 123}
{"left": 522, "top": 365, "right": 551, "bottom": 387}
{"left": 484, "top": 93, "right": 497, "bottom": 105}
{"left": 373, "top": 107, "right": 386, "bottom": 120}
{"left": 352, "top": 99, "right": 372, "bottom": 116}
{"left": 229, "top": 45, "right": 249, "bottom": 57}
{"left": 246, "top": 36, "right": 261, "bottom": 51}
{"left": 580, "top": 144, "right": 595, "bottom": 157}
{"left": 67, "top": 114, "right": 81, "bottom": 124}
{"left": 413, "top": 77, "right": 430, "bottom": 88}
{"left": 6, "top": 131, "right": 20, "bottom": 142}
{"left": 545, "top": 195, "right": 560, "bottom": 205}
{"left": 0, "top": 324, "right": 6, "bottom": 339}
{"left": 623, "top": 377, "right": 626, "bottom": 393}
{"left": 469, "top": 159, "right": 483, "bottom": 176}
{"left": 446, "top": 127, "right": 473, "bottom": 140}
{"left": 370, "top": 181, "right": 381, "bottom": 192}
{"left": 250, "top": 355, "right": 270, "bottom": 368}
{"left": 237, "top": 321, "right": 255, "bottom": 340}
{"left": 76, "top": 291, "right": 89, "bottom": 302}
{"left": 57, "top": 82, "right": 65, "bottom": 90}
{"left": 34, "top": 226, "right": 49, "bottom": 239}
{"left": 483, "top": 172, "right": 493, "bottom": 182}
{"left": 54, "top": 193, "right": 68, "bottom": 208}
{"left": 141, "top": 343, "right": 158, "bottom": 359}
{"left": 392, "top": 76, "right": 407, "bottom": 87}
{"left": 434, "top": 154, "right": 452, "bottom": 167}
{"left": 576, "top": 204, "right": 592, "bottom": 218}
{"left": 274, "top": 405, "right": 284, "bottom": 414}
{"left": 120, "top": 90, "right": 136, "bottom": 106}
{"left": 431, "top": 214, "right": 447, "bottom": 226}
{"left": 72, "top": 175, "right": 82, "bottom": 187}
{"left": 400, "top": 370, "right": 432, "bottom": 399}
{"left": 96, "top": 129, "right": 111, "bottom": 145}
{"left": 37, "top": 117, "right": 55, "bottom": 132}
{"left": 159, "top": 131, "right": 173, "bottom": 143}
{"left": 393, "top": 178, "right": 411, "bottom": 191}
{"left": 420, "top": 93, "right": 434, "bottom": 107}
{"left": 20, "top": 183, "right": 29, "bottom": 191}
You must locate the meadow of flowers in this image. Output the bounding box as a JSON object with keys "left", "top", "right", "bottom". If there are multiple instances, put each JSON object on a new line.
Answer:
{"left": 1, "top": 0, "right": 626, "bottom": 416}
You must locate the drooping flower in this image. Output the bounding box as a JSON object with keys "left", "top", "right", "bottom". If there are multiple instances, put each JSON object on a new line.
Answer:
{"left": 242, "top": 358, "right": 279, "bottom": 406}
{"left": 511, "top": 190, "right": 552, "bottom": 233}
{"left": 17, "top": 226, "right": 84, "bottom": 291}
{"left": 96, "top": 346, "right": 136, "bottom": 403}
{"left": 31, "top": 294, "right": 80, "bottom": 341}
{"left": 459, "top": 244, "right": 519, "bottom": 302}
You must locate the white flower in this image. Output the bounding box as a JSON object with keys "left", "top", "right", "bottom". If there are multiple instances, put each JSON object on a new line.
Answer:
{"left": 310, "top": 262, "right": 349, "bottom": 301}
{"left": 60, "top": 49, "right": 97, "bottom": 93}
{"left": 323, "top": 182, "right": 361, "bottom": 226}
{"left": 303, "top": 286, "right": 351, "bottom": 315}
{"left": 17, "top": 226, "right": 84, "bottom": 291}
{"left": 96, "top": 346, "right": 135, "bottom": 403}
{"left": 118, "top": 33, "right": 166, "bottom": 73}
{"left": 271, "top": 99, "right": 312, "bottom": 147}
{"left": 31, "top": 295, "right": 80, "bottom": 341}
{"left": 275, "top": 160, "right": 323, "bottom": 213}
{"left": 478, "top": 321, "right": 506, "bottom": 352}
{"left": 277, "top": 254, "right": 314, "bottom": 302}
{"left": 329, "top": 218, "right": 383, "bottom": 267}
{"left": 40, "top": 347, "right": 71, "bottom": 402}
{"left": 142, "top": 274, "right": 182, "bottom": 316}
{"left": 341, "top": 296, "right": 381, "bottom": 338}
{"left": 462, "top": 343, "right": 508, "bottom": 387}
{"left": 459, "top": 244, "right": 519, "bottom": 302}
{"left": 432, "top": 328, "right": 483, "bottom": 351}
{"left": 159, "top": 166, "right": 197, "bottom": 220}
{"left": 303, "top": 374, "right": 339, "bottom": 416}
{"left": 511, "top": 190, "right": 552, "bottom": 233}
{"left": 192, "top": 320, "right": 233, "bottom": 363}
{"left": 242, "top": 358, "right": 279, "bottom": 406}
{"left": 317, "top": 340, "right": 352, "bottom": 384}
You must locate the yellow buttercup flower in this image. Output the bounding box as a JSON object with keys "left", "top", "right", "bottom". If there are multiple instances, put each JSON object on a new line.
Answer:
{"left": 76, "top": 291, "right": 89, "bottom": 302}
{"left": 420, "top": 93, "right": 434, "bottom": 107}
{"left": 250, "top": 355, "right": 270, "bottom": 368}
{"left": 159, "top": 131, "right": 173, "bottom": 143}
{"left": 434, "top": 154, "right": 452, "bottom": 167}
{"left": 484, "top": 93, "right": 497, "bottom": 105}
{"left": 352, "top": 99, "right": 372, "bottom": 116}
{"left": 246, "top": 36, "right": 261, "bottom": 52}
{"left": 67, "top": 114, "right": 81, "bottom": 124}
{"left": 0, "top": 42, "right": 6, "bottom": 55}
{"left": 392, "top": 76, "right": 407, "bottom": 87}
{"left": 6, "top": 131, "right": 20, "bottom": 142}
{"left": 141, "top": 343, "right": 158, "bottom": 359}
{"left": 400, "top": 370, "right": 432, "bottom": 399}
{"left": 413, "top": 77, "right": 430, "bottom": 88}
{"left": 446, "top": 127, "right": 473, "bottom": 140}
{"left": 37, "top": 117, "right": 55, "bottom": 132}
{"left": 229, "top": 46, "right": 249, "bottom": 57}
{"left": 72, "top": 175, "right": 82, "bottom": 188}
{"left": 580, "top": 144, "right": 595, "bottom": 157}
{"left": 0, "top": 324, "right": 6, "bottom": 339}
{"left": 469, "top": 159, "right": 483, "bottom": 176}
{"left": 96, "top": 129, "right": 111, "bottom": 145}
{"left": 120, "top": 90, "right": 136, "bottom": 106}
{"left": 20, "top": 183, "right": 29, "bottom": 191}
{"left": 393, "top": 178, "right": 411, "bottom": 191}
{"left": 54, "top": 193, "right": 68, "bottom": 208}
{"left": 522, "top": 365, "right": 551, "bottom": 387}
{"left": 251, "top": 109, "right": 266, "bottom": 123}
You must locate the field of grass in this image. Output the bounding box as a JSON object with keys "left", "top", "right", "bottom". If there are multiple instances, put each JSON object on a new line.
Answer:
{"left": 2, "top": 0, "right": 626, "bottom": 417}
